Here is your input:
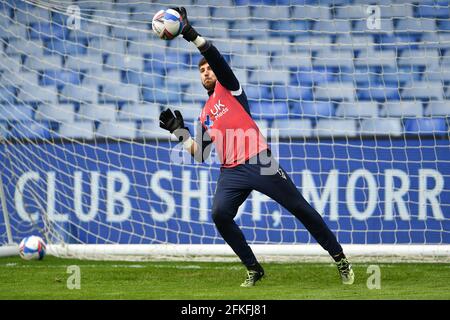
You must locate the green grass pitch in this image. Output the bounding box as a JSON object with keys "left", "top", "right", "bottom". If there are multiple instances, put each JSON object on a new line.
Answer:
{"left": 0, "top": 256, "right": 449, "bottom": 300}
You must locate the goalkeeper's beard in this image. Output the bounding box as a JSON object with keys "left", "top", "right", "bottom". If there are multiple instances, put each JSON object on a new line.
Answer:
{"left": 202, "top": 78, "right": 216, "bottom": 92}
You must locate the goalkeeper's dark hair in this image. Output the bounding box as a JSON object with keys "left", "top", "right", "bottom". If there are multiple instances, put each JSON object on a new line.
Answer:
{"left": 198, "top": 57, "right": 208, "bottom": 69}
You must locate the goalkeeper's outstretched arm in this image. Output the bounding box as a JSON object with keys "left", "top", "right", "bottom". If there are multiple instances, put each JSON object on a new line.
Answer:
{"left": 174, "top": 7, "right": 241, "bottom": 92}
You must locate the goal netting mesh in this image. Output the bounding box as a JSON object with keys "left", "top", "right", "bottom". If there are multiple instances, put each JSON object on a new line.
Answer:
{"left": 0, "top": 0, "right": 449, "bottom": 261}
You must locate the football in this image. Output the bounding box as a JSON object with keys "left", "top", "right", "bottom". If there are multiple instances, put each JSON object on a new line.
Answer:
{"left": 19, "top": 235, "right": 46, "bottom": 261}
{"left": 152, "top": 9, "right": 183, "bottom": 40}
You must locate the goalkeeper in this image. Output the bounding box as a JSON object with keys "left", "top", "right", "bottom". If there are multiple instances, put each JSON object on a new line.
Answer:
{"left": 159, "top": 7, "right": 354, "bottom": 287}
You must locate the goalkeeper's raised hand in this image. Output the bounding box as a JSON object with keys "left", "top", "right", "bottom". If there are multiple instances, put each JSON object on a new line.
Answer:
{"left": 171, "top": 7, "right": 200, "bottom": 42}
{"left": 159, "top": 108, "right": 191, "bottom": 142}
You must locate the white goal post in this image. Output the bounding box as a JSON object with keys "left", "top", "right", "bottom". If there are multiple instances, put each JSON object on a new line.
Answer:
{"left": 0, "top": 0, "right": 449, "bottom": 261}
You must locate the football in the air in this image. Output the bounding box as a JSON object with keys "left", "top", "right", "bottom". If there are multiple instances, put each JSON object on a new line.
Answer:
{"left": 152, "top": 9, "right": 184, "bottom": 40}
{"left": 19, "top": 235, "right": 46, "bottom": 260}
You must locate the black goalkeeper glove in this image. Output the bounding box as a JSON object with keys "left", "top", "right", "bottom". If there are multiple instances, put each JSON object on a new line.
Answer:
{"left": 159, "top": 108, "right": 191, "bottom": 142}
{"left": 171, "top": 6, "right": 200, "bottom": 42}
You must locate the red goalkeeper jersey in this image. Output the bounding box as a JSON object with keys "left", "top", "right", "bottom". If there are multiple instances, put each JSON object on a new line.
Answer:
{"left": 199, "top": 81, "right": 268, "bottom": 168}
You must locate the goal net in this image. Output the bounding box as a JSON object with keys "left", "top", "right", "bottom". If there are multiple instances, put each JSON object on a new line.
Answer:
{"left": 0, "top": 0, "right": 449, "bottom": 261}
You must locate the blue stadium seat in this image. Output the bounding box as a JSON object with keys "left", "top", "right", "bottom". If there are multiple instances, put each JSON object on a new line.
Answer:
{"left": 401, "top": 81, "right": 443, "bottom": 101}
{"left": 65, "top": 54, "right": 104, "bottom": 72}
{"left": 77, "top": 103, "right": 117, "bottom": 122}
{"left": 216, "top": 42, "right": 249, "bottom": 55}
{"left": 315, "top": 119, "right": 358, "bottom": 137}
{"left": 61, "top": 84, "right": 98, "bottom": 104}
{"left": 141, "top": 85, "right": 183, "bottom": 104}
{"left": 104, "top": 54, "right": 143, "bottom": 71}
{"left": 229, "top": 21, "right": 268, "bottom": 39}
{"left": 40, "top": 70, "right": 82, "bottom": 87}
{"left": 8, "top": 121, "right": 51, "bottom": 139}
{"left": 84, "top": 70, "right": 122, "bottom": 87}
{"left": 70, "top": 23, "right": 109, "bottom": 40}
{"left": 357, "top": 83, "right": 400, "bottom": 102}
{"left": 88, "top": 38, "right": 126, "bottom": 56}
{"left": 212, "top": 6, "right": 250, "bottom": 20}
{"left": 271, "top": 52, "right": 311, "bottom": 69}
{"left": 44, "top": 39, "right": 88, "bottom": 56}
{"left": 122, "top": 70, "right": 164, "bottom": 88}
{"left": 110, "top": 24, "right": 148, "bottom": 41}
{"left": 442, "top": 50, "right": 450, "bottom": 66}
{"left": 374, "top": 34, "right": 421, "bottom": 51}
{"left": 313, "top": 50, "right": 354, "bottom": 69}
{"left": 269, "top": 21, "right": 310, "bottom": 37}
{"left": 117, "top": 103, "right": 161, "bottom": 121}
{"left": 24, "top": 54, "right": 63, "bottom": 71}
{"left": 252, "top": 6, "right": 290, "bottom": 20}
{"left": 334, "top": 35, "right": 376, "bottom": 52}
{"left": 245, "top": 85, "right": 271, "bottom": 102}
{"left": 1, "top": 71, "right": 38, "bottom": 88}
{"left": 394, "top": 18, "right": 436, "bottom": 34}
{"left": 359, "top": 118, "right": 403, "bottom": 136}
{"left": 291, "top": 6, "right": 330, "bottom": 20}
{"left": 143, "top": 52, "right": 188, "bottom": 72}
{"left": 140, "top": 120, "right": 173, "bottom": 139}
{"left": 0, "top": 24, "right": 27, "bottom": 40}
{"left": 335, "top": 102, "right": 379, "bottom": 118}
{"left": 0, "top": 122, "right": 8, "bottom": 139}
{"left": 291, "top": 35, "right": 333, "bottom": 53}
{"left": 314, "top": 83, "right": 356, "bottom": 102}
{"left": 420, "top": 33, "right": 450, "bottom": 50}
{"left": 290, "top": 67, "right": 334, "bottom": 85}
{"left": 248, "top": 70, "right": 290, "bottom": 85}
{"left": 5, "top": 39, "right": 43, "bottom": 56}
{"left": 235, "top": 0, "right": 290, "bottom": 5}
{"left": 378, "top": 66, "right": 422, "bottom": 85}
{"left": 271, "top": 119, "right": 313, "bottom": 138}
{"left": 195, "top": 21, "right": 230, "bottom": 39}
{"left": 0, "top": 104, "right": 33, "bottom": 121}
{"left": 17, "top": 86, "right": 58, "bottom": 104}
{"left": 291, "top": 101, "right": 335, "bottom": 119}
{"left": 312, "top": 20, "right": 352, "bottom": 34}
{"left": 127, "top": 42, "right": 167, "bottom": 56}
{"left": 271, "top": 85, "right": 313, "bottom": 102}
{"left": 248, "top": 40, "right": 290, "bottom": 56}
{"left": 397, "top": 49, "right": 440, "bottom": 68}
{"left": 96, "top": 121, "right": 137, "bottom": 139}
{"left": 183, "top": 83, "right": 209, "bottom": 102}
{"left": 424, "top": 101, "right": 450, "bottom": 116}
{"left": 379, "top": 2, "right": 413, "bottom": 18}
{"left": 29, "top": 23, "right": 69, "bottom": 41}
{"left": 250, "top": 101, "right": 289, "bottom": 120}
{"left": 58, "top": 121, "right": 94, "bottom": 139}
{"left": 437, "top": 20, "right": 450, "bottom": 31}
{"left": 0, "top": 86, "right": 17, "bottom": 104}
{"left": 176, "top": 103, "right": 203, "bottom": 120}
{"left": 334, "top": 66, "right": 377, "bottom": 84}
{"left": 354, "top": 50, "right": 397, "bottom": 68}
{"left": 416, "top": 1, "right": 450, "bottom": 18}
{"left": 231, "top": 55, "right": 269, "bottom": 70}
{"left": 35, "top": 104, "right": 76, "bottom": 123}
{"left": 14, "top": 7, "right": 50, "bottom": 24}
{"left": 404, "top": 118, "right": 448, "bottom": 135}
{"left": 381, "top": 101, "right": 424, "bottom": 118}
{"left": 100, "top": 84, "right": 140, "bottom": 104}
{"left": 166, "top": 69, "right": 200, "bottom": 86}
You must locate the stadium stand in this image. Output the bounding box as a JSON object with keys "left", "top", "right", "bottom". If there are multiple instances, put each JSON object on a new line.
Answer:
{"left": 0, "top": 0, "right": 448, "bottom": 140}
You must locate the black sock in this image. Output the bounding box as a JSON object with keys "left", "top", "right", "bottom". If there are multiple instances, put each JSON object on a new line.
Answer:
{"left": 247, "top": 262, "right": 264, "bottom": 273}
{"left": 332, "top": 252, "right": 346, "bottom": 262}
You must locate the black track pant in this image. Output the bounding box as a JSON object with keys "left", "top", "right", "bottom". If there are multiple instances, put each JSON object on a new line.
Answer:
{"left": 212, "top": 153, "right": 343, "bottom": 267}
